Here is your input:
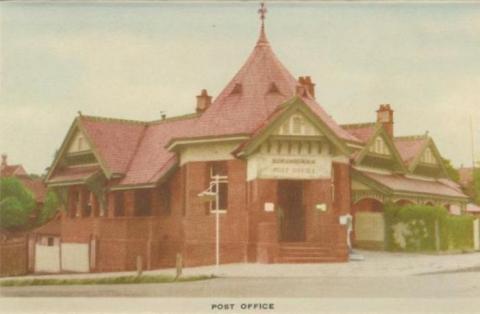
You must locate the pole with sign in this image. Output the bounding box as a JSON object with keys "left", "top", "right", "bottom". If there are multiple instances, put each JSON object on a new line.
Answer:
{"left": 197, "top": 175, "right": 220, "bottom": 272}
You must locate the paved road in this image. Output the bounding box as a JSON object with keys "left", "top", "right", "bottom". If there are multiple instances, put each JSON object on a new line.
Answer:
{"left": 2, "top": 272, "right": 480, "bottom": 298}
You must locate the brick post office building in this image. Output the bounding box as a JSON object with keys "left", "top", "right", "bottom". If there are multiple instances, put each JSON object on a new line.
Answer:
{"left": 44, "top": 7, "right": 468, "bottom": 273}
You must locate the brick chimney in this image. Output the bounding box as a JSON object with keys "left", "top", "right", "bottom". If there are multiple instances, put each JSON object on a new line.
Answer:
{"left": 196, "top": 89, "right": 212, "bottom": 113}
{"left": 297, "top": 76, "right": 315, "bottom": 98}
{"left": 376, "top": 104, "right": 394, "bottom": 137}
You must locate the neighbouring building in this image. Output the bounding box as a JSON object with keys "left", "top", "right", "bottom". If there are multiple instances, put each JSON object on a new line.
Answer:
{"left": 458, "top": 166, "right": 480, "bottom": 216}
{"left": 1, "top": 154, "right": 48, "bottom": 276}
{"left": 42, "top": 5, "right": 468, "bottom": 273}
{"left": 0, "top": 154, "right": 47, "bottom": 213}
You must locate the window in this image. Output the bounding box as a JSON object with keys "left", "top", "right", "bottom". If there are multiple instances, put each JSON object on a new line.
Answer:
{"left": 209, "top": 161, "right": 228, "bottom": 213}
{"left": 158, "top": 183, "right": 171, "bottom": 216}
{"left": 421, "top": 148, "right": 435, "bottom": 164}
{"left": 47, "top": 237, "right": 55, "bottom": 247}
{"left": 370, "top": 137, "right": 389, "bottom": 155}
{"left": 135, "top": 189, "right": 152, "bottom": 217}
{"left": 114, "top": 191, "right": 125, "bottom": 217}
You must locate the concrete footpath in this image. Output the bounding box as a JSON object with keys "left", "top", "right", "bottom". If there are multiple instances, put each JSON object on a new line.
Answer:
{"left": 2, "top": 250, "right": 480, "bottom": 281}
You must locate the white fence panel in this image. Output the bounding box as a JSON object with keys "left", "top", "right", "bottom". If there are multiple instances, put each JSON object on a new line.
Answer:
{"left": 34, "top": 244, "right": 60, "bottom": 273}
{"left": 61, "top": 243, "right": 90, "bottom": 273}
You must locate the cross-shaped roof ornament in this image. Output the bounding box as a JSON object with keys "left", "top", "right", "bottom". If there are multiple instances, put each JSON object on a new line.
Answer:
{"left": 258, "top": 2, "right": 267, "bottom": 23}
{"left": 256, "top": 2, "right": 269, "bottom": 45}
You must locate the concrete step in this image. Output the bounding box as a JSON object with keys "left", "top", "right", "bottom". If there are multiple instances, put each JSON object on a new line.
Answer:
{"left": 279, "top": 242, "right": 330, "bottom": 253}
{"left": 280, "top": 242, "right": 325, "bottom": 247}
{"left": 278, "top": 250, "right": 330, "bottom": 257}
{"left": 275, "top": 256, "right": 340, "bottom": 263}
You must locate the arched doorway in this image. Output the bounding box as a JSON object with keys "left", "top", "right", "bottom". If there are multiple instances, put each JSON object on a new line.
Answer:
{"left": 352, "top": 198, "right": 384, "bottom": 214}
{"left": 351, "top": 198, "right": 385, "bottom": 248}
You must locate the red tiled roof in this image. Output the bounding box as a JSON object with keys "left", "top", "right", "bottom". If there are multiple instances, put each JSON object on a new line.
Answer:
{"left": 48, "top": 27, "right": 361, "bottom": 188}
{"left": 18, "top": 177, "right": 47, "bottom": 203}
{"left": 394, "top": 136, "right": 428, "bottom": 165}
{"left": 49, "top": 165, "right": 102, "bottom": 183}
{"left": 360, "top": 171, "right": 467, "bottom": 198}
{"left": 33, "top": 218, "right": 61, "bottom": 235}
{"left": 80, "top": 117, "right": 147, "bottom": 175}
{"left": 0, "top": 164, "right": 27, "bottom": 177}
{"left": 117, "top": 116, "right": 197, "bottom": 186}
{"left": 174, "top": 28, "right": 356, "bottom": 143}
{"left": 342, "top": 123, "right": 376, "bottom": 143}
{"left": 466, "top": 203, "right": 480, "bottom": 213}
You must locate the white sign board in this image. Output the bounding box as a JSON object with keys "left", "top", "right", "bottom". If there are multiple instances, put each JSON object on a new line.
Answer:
{"left": 264, "top": 202, "right": 275, "bottom": 212}
{"left": 248, "top": 155, "right": 332, "bottom": 181}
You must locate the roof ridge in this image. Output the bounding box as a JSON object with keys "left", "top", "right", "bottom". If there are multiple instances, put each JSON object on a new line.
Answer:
{"left": 79, "top": 112, "right": 200, "bottom": 126}
{"left": 123, "top": 124, "right": 149, "bottom": 176}
{"left": 148, "top": 112, "right": 200, "bottom": 125}
{"left": 341, "top": 122, "right": 376, "bottom": 129}
{"left": 394, "top": 134, "right": 428, "bottom": 141}
{"left": 80, "top": 114, "right": 148, "bottom": 125}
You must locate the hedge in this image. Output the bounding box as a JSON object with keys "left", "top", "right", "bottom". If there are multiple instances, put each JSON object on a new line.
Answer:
{"left": 384, "top": 203, "right": 474, "bottom": 252}
{"left": 442, "top": 215, "right": 474, "bottom": 250}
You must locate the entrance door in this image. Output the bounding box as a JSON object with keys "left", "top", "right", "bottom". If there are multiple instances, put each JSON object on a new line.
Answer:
{"left": 277, "top": 181, "right": 305, "bottom": 242}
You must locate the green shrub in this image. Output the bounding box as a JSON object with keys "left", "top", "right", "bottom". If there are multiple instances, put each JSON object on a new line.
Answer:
{"left": 0, "top": 197, "right": 30, "bottom": 229}
{"left": 443, "top": 215, "right": 474, "bottom": 250}
{"left": 385, "top": 203, "right": 474, "bottom": 252}
{"left": 384, "top": 203, "right": 447, "bottom": 252}
{"left": 0, "top": 177, "right": 36, "bottom": 230}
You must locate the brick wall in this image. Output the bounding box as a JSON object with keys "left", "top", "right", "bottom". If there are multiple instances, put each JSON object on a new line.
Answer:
{"left": 333, "top": 162, "right": 351, "bottom": 215}
{"left": 245, "top": 179, "right": 278, "bottom": 262}
{"left": 303, "top": 179, "right": 334, "bottom": 242}
{"left": 55, "top": 159, "right": 352, "bottom": 271}
{"left": 181, "top": 160, "right": 249, "bottom": 266}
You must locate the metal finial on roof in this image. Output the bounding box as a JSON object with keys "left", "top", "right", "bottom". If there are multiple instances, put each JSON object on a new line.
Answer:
{"left": 258, "top": 2, "right": 267, "bottom": 24}
{"left": 77, "top": 110, "right": 83, "bottom": 116}
{"left": 257, "top": 2, "right": 269, "bottom": 45}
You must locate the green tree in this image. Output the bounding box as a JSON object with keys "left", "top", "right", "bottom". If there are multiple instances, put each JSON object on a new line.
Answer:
{"left": 0, "top": 177, "right": 35, "bottom": 230}
{"left": 442, "top": 158, "right": 460, "bottom": 182}
{"left": 37, "top": 190, "right": 59, "bottom": 225}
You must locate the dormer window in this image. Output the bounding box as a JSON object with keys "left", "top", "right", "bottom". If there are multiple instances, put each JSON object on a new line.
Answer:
{"left": 370, "top": 137, "right": 389, "bottom": 155}
{"left": 231, "top": 83, "right": 242, "bottom": 95}
{"left": 268, "top": 82, "right": 280, "bottom": 94}
{"left": 421, "top": 147, "right": 436, "bottom": 164}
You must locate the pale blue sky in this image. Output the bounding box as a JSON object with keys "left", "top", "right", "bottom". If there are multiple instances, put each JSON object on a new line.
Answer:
{"left": 1, "top": 1, "right": 479, "bottom": 174}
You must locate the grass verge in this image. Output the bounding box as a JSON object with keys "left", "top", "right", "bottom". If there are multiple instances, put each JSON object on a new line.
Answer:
{"left": 0, "top": 274, "right": 215, "bottom": 287}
